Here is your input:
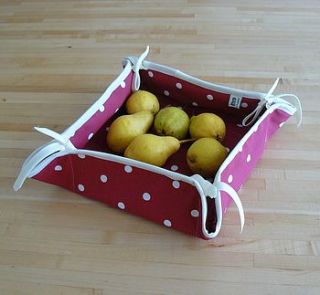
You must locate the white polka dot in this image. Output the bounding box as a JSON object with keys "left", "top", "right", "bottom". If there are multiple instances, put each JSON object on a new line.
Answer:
{"left": 78, "top": 154, "right": 86, "bottom": 159}
{"left": 99, "top": 105, "right": 105, "bottom": 112}
{"left": 225, "top": 147, "right": 230, "bottom": 152}
{"left": 163, "top": 219, "right": 172, "bottom": 227}
{"left": 176, "top": 82, "right": 182, "bottom": 89}
{"left": 118, "top": 202, "right": 125, "bottom": 209}
{"left": 237, "top": 124, "right": 243, "bottom": 127}
{"left": 120, "top": 81, "right": 126, "bottom": 88}
{"left": 279, "top": 122, "right": 285, "bottom": 128}
{"left": 164, "top": 90, "right": 170, "bottom": 96}
{"left": 88, "top": 133, "right": 94, "bottom": 140}
{"left": 241, "top": 102, "right": 248, "bottom": 108}
{"left": 100, "top": 175, "right": 108, "bottom": 183}
{"left": 192, "top": 102, "right": 198, "bottom": 106}
{"left": 170, "top": 165, "right": 179, "bottom": 171}
{"left": 78, "top": 184, "right": 85, "bottom": 192}
{"left": 124, "top": 165, "right": 133, "bottom": 173}
{"left": 148, "top": 71, "right": 154, "bottom": 78}
{"left": 54, "top": 165, "right": 62, "bottom": 171}
{"left": 142, "top": 192, "right": 151, "bottom": 201}
{"left": 207, "top": 94, "right": 214, "bottom": 101}
{"left": 172, "top": 180, "right": 180, "bottom": 189}
{"left": 246, "top": 154, "right": 251, "bottom": 163}
{"left": 191, "top": 209, "right": 199, "bottom": 218}
{"left": 106, "top": 126, "right": 110, "bottom": 132}
{"left": 115, "top": 107, "right": 120, "bottom": 113}
{"left": 227, "top": 175, "right": 233, "bottom": 184}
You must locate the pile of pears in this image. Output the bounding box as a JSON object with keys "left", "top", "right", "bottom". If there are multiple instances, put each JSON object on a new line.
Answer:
{"left": 106, "top": 90, "right": 228, "bottom": 178}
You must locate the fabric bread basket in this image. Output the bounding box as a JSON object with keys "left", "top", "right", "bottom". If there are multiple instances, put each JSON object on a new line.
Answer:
{"left": 14, "top": 47, "right": 302, "bottom": 240}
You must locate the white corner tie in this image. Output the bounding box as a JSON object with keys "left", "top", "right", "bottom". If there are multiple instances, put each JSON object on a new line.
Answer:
{"left": 191, "top": 174, "right": 245, "bottom": 233}
{"left": 242, "top": 78, "right": 302, "bottom": 127}
{"left": 13, "top": 127, "right": 76, "bottom": 191}
{"left": 268, "top": 93, "right": 303, "bottom": 127}
{"left": 215, "top": 181, "right": 245, "bottom": 233}
{"left": 132, "top": 45, "right": 150, "bottom": 92}
{"left": 242, "top": 78, "right": 280, "bottom": 127}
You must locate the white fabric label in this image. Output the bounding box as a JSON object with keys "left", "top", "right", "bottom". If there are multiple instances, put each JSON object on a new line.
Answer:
{"left": 228, "top": 95, "right": 242, "bottom": 109}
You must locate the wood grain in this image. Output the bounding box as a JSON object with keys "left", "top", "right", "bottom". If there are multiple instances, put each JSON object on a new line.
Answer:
{"left": 1, "top": 1, "right": 320, "bottom": 294}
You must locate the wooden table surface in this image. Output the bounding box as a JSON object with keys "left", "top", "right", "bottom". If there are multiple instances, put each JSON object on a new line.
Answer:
{"left": 1, "top": 1, "right": 320, "bottom": 294}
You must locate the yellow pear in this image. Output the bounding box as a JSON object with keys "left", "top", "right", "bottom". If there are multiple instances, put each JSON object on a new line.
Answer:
{"left": 189, "top": 113, "right": 226, "bottom": 142}
{"left": 124, "top": 134, "right": 180, "bottom": 167}
{"left": 126, "top": 90, "right": 160, "bottom": 114}
{"left": 187, "top": 138, "right": 228, "bottom": 177}
{"left": 154, "top": 106, "right": 190, "bottom": 140}
{"left": 107, "top": 111, "right": 153, "bottom": 154}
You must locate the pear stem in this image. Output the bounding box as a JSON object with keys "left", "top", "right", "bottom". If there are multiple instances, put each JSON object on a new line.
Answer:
{"left": 179, "top": 138, "right": 196, "bottom": 144}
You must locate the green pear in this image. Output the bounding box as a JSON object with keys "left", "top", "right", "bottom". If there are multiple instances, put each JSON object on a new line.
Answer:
{"left": 107, "top": 111, "right": 153, "bottom": 154}
{"left": 154, "top": 106, "right": 190, "bottom": 140}
{"left": 187, "top": 138, "right": 228, "bottom": 177}
{"left": 124, "top": 134, "right": 180, "bottom": 167}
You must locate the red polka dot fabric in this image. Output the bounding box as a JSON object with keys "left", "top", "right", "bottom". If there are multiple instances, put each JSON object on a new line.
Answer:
{"left": 34, "top": 153, "right": 203, "bottom": 237}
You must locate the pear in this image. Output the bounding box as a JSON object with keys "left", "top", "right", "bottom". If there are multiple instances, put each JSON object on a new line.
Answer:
{"left": 154, "top": 106, "right": 190, "bottom": 140}
{"left": 187, "top": 138, "right": 228, "bottom": 177}
{"left": 189, "top": 113, "right": 226, "bottom": 142}
{"left": 107, "top": 111, "right": 153, "bottom": 154}
{"left": 126, "top": 90, "right": 160, "bottom": 114}
{"left": 124, "top": 134, "right": 180, "bottom": 167}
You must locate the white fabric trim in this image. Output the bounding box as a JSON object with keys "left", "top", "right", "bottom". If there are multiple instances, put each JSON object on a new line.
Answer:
{"left": 123, "top": 56, "right": 267, "bottom": 100}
